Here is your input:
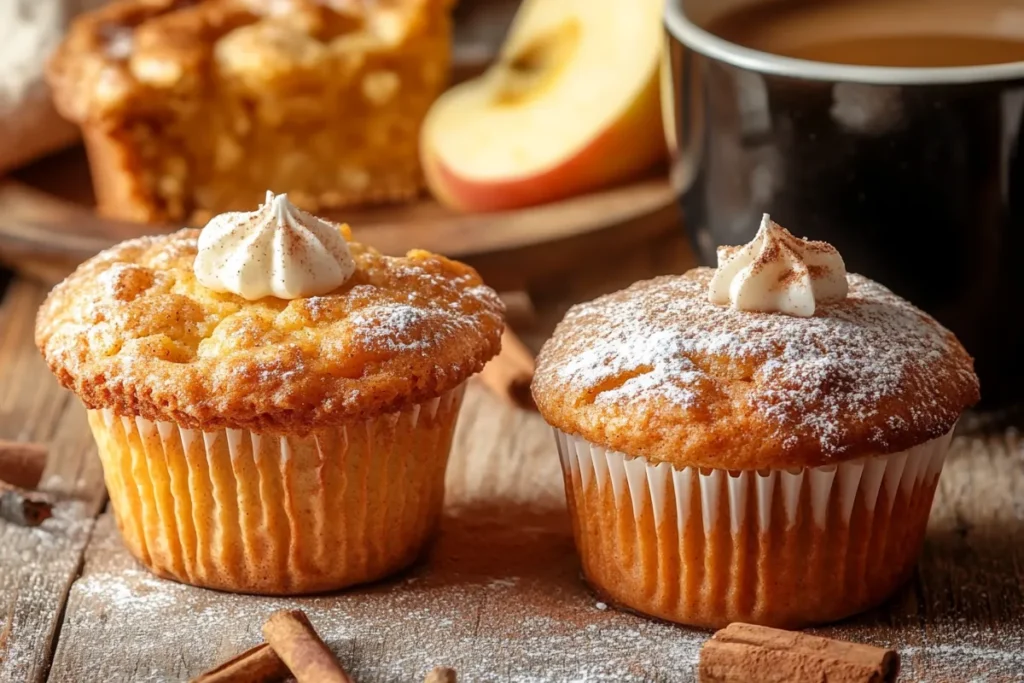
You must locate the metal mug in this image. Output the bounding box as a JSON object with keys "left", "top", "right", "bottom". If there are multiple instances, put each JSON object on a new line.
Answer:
{"left": 663, "top": 0, "right": 1024, "bottom": 406}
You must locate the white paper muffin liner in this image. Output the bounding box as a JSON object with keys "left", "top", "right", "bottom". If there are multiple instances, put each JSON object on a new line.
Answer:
{"left": 87, "top": 384, "right": 466, "bottom": 595}
{"left": 553, "top": 427, "right": 954, "bottom": 627}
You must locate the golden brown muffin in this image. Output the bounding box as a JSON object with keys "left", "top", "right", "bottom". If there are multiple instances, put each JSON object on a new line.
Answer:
{"left": 37, "top": 226, "right": 503, "bottom": 594}
{"left": 533, "top": 266, "right": 978, "bottom": 628}
{"left": 47, "top": 0, "right": 452, "bottom": 223}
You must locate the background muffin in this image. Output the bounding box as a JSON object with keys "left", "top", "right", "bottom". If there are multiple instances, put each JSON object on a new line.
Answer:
{"left": 532, "top": 218, "right": 979, "bottom": 628}
{"left": 36, "top": 194, "right": 504, "bottom": 594}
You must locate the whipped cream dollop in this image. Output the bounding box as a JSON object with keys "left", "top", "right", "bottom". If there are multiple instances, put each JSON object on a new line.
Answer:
{"left": 194, "top": 191, "right": 356, "bottom": 300}
{"left": 708, "top": 214, "right": 848, "bottom": 317}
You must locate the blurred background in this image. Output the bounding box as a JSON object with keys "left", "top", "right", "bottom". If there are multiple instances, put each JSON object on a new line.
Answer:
{"left": 0, "top": 0, "right": 686, "bottom": 360}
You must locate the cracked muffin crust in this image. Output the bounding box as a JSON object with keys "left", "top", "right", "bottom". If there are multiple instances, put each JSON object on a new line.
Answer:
{"left": 36, "top": 228, "right": 504, "bottom": 433}
{"left": 532, "top": 268, "right": 979, "bottom": 470}
{"left": 47, "top": 0, "right": 452, "bottom": 223}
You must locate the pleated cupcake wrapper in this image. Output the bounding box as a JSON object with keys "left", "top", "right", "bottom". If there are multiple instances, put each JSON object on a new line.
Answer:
{"left": 87, "top": 384, "right": 466, "bottom": 595}
{"left": 556, "top": 430, "right": 951, "bottom": 533}
{"left": 553, "top": 427, "right": 954, "bottom": 627}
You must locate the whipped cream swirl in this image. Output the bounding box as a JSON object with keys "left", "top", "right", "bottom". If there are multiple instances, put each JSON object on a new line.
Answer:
{"left": 708, "top": 214, "right": 848, "bottom": 317}
{"left": 194, "top": 191, "right": 356, "bottom": 300}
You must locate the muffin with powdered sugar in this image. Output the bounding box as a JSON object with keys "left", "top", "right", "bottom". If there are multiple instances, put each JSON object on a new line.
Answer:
{"left": 532, "top": 214, "right": 978, "bottom": 628}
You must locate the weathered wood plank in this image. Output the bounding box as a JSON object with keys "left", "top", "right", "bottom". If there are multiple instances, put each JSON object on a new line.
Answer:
{"left": 0, "top": 500, "right": 96, "bottom": 682}
{"left": 44, "top": 383, "right": 1024, "bottom": 682}
{"left": 0, "top": 278, "right": 107, "bottom": 683}
{"left": 48, "top": 384, "right": 708, "bottom": 682}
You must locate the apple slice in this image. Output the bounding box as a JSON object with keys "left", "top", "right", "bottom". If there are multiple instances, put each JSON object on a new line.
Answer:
{"left": 422, "top": 0, "right": 667, "bottom": 212}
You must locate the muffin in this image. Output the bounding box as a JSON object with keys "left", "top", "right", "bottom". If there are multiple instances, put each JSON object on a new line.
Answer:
{"left": 532, "top": 215, "right": 979, "bottom": 628}
{"left": 47, "top": 0, "right": 452, "bottom": 224}
{"left": 36, "top": 192, "right": 504, "bottom": 594}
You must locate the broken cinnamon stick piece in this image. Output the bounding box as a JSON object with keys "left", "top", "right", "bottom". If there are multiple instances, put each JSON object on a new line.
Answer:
{"left": 190, "top": 643, "right": 289, "bottom": 683}
{"left": 699, "top": 623, "right": 899, "bottom": 683}
{"left": 262, "top": 610, "right": 353, "bottom": 683}
{"left": 424, "top": 666, "right": 457, "bottom": 683}
{"left": 499, "top": 290, "right": 537, "bottom": 329}
{"left": 479, "top": 327, "right": 536, "bottom": 411}
{"left": 0, "top": 440, "right": 47, "bottom": 489}
{"left": 0, "top": 481, "right": 53, "bottom": 527}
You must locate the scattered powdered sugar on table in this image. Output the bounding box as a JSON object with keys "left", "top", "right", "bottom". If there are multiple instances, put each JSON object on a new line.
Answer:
{"left": 67, "top": 566, "right": 707, "bottom": 682}
{"left": 0, "top": 500, "right": 96, "bottom": 683}
{"left": 538, "top": 269, "right": 977, "bottom": 455}
{"left": 63, "top": 552, "right": 1024, "bottom": 682}
{"left": 55, "top": 509, "right": 709, "bottom": 682}
{"left": 899, "top": 642, "right": 1024, "bottom": 680}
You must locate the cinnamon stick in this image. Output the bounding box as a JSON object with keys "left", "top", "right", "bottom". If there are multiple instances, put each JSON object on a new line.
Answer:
{"left": 479, "top": 327, "right": 536, "bottom": 410}
{"left": 699, "top": 623, "right": 899, "bottom": 683}
{"left": 0, "top": 440, "right": 47, "bottom": 489}
{"left": 499, "top": 290, "right": 537, "bottom": 329}
{"left": 262, "top": 610, "right": 353, "bottom": 683}
{"left": 190, "top": 643, "right": 289, "bottom": 683}
{"left": 424, "top": 666, "right": 457, "bottom": 683}
{"left": 0, "top": 481, "right": 53, "bottom": 527}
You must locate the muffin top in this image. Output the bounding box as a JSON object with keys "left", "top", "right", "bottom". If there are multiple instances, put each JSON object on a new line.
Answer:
{"left": 532, "top": 218, "right": 979, "bottom": 470}
{"left": 36, "top": 199, "right": 503, "bottom": 433}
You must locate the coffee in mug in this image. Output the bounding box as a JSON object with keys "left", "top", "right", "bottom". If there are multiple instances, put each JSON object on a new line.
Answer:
{"left": 708, "top": 0, "right": 1024, "bottom": 68}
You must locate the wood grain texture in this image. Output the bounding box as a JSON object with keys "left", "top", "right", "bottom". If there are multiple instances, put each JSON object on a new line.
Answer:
{"left": 42, "top": 382, "right": 1024, "bottom": 682}
{"left": 0, "top": 156, "right": 676, "bottom": 292}
{"left": 1, "top": 225, "right": 1022, "bottom": 681}
{"left": 0, "top": 279, "right": 106, "bottom": 683}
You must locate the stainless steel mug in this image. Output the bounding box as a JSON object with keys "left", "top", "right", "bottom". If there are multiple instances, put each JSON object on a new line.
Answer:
{"left": 663, "top": 0, "right": 1024, "bottom": 406}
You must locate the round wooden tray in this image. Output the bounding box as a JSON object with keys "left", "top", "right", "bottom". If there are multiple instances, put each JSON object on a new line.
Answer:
{"left": 0, "top": 147, "right": 678, "bottom": 291}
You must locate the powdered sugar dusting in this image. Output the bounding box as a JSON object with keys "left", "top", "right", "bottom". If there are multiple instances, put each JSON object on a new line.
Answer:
{"left": 348, "top": 303, "right": 476, "bottom": 354}
{"left": 555, "top": 329, "right": 703, "bottom": 408}
{"left": 0, "top": 500, "right": 96, "bottom": 683}
{"left": 536, "top": 269, "right": 978, "bottom": 457}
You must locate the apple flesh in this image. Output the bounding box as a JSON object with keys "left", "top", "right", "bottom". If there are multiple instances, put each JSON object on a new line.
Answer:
{"left": 422, "top": 0, "right": 667, "bottom": 212}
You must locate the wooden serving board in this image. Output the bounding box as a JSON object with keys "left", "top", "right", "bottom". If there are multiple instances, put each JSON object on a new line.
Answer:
{"left": 0, "top": 149, "right": 677, "bottom": 291}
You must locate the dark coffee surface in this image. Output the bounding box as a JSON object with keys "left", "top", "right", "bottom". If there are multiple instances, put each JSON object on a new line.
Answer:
{"left": 709, "top": 0, "right": 1024, "bottom": 67}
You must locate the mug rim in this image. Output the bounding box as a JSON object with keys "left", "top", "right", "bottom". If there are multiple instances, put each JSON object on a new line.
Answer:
{"left": 664, "top": 0, "right": 1024, "bottom": 85}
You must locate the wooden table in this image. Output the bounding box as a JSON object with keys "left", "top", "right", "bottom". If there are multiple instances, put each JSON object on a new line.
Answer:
{"left": 2, "top": 237, "right": 1024, "bottom": 681}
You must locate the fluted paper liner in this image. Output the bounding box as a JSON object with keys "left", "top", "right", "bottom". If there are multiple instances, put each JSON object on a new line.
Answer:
{"left": 554, "top": 428, "right": 953, "bottom": 628}
{"left": 87, "top": 385, "right": 465, "bottom": 595}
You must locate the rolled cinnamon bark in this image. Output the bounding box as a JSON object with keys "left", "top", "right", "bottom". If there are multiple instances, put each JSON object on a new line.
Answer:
{"left": 190, "top": 643, "right": 289, "bottom": 683}
{"left": 479, "top": 327, "right": 536, "bottom": 410}
{"left": 0, "top": 439, "right": 47, "bottom": 489}
{"left": 0, "top": 481, "right": 52, "bottom": 527}
{"left": 699, "top": 623, "right": 899, "bottom": 683}
{"left": 262, "top": 610, "right": 353, "bottom": 683}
